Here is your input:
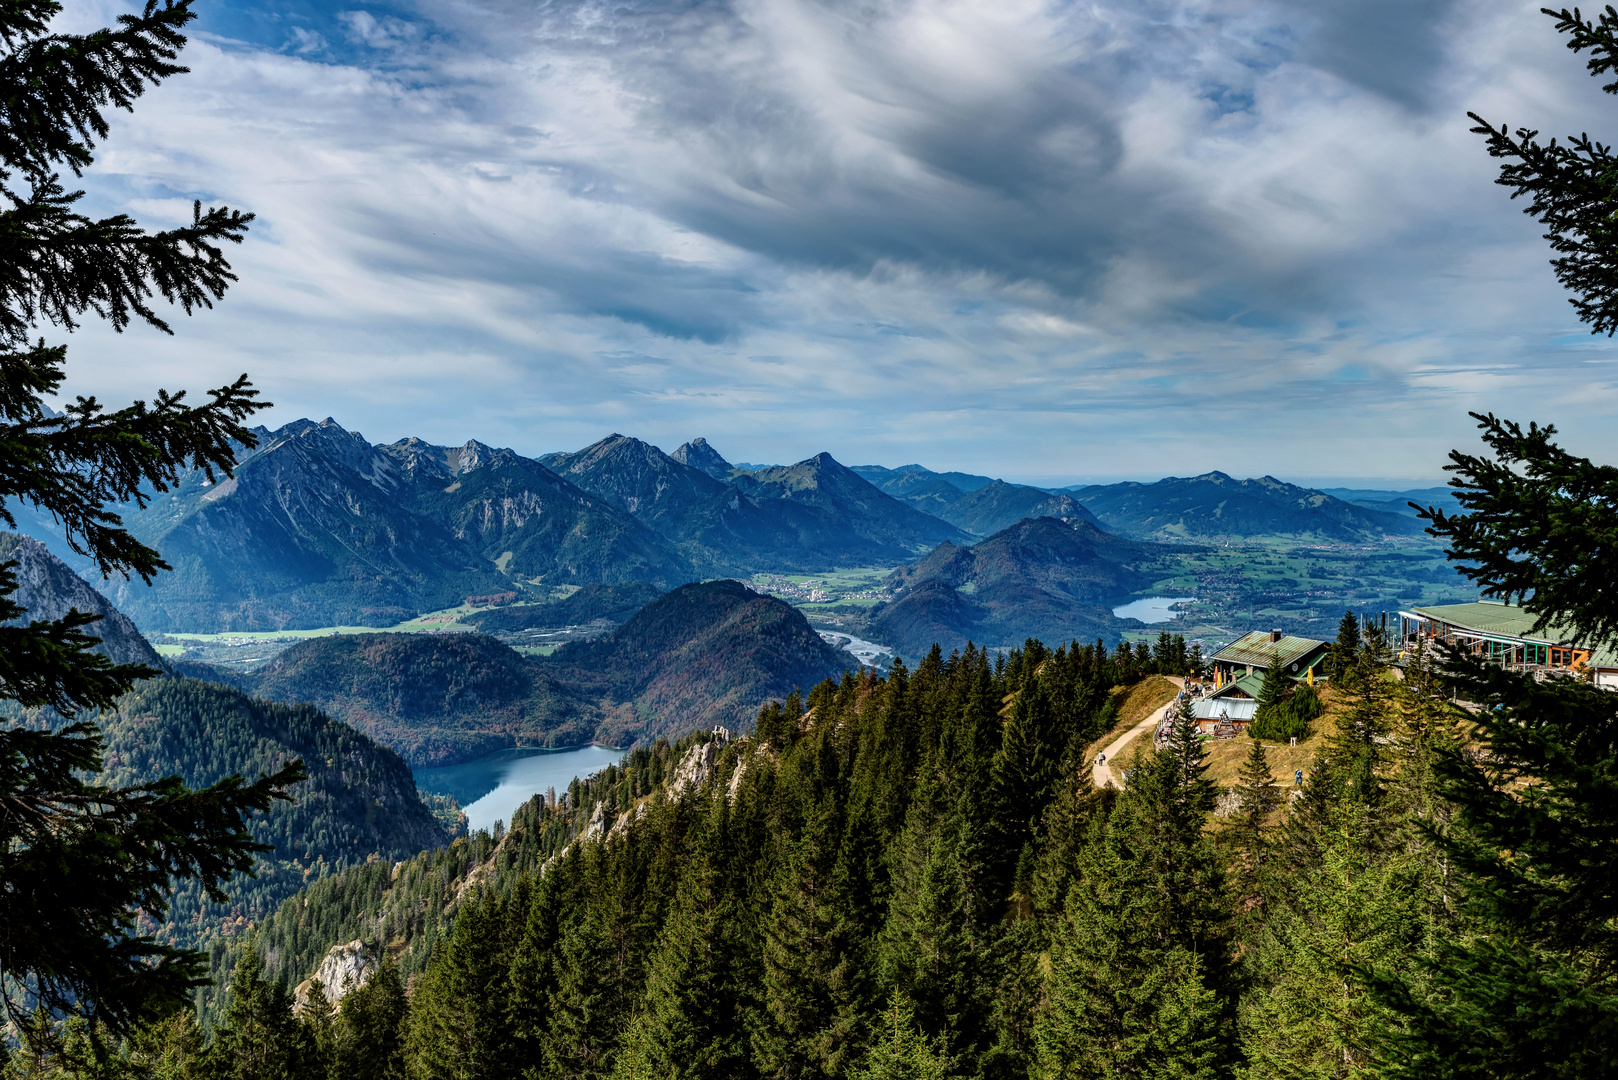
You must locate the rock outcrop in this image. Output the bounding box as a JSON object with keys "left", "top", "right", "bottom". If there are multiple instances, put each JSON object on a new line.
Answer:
{"left": 295, "top": 940, "right": 377, "bottom": 1009}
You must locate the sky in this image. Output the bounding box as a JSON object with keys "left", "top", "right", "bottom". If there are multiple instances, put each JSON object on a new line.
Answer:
{"left": 48, "top": 0, "right": 1618, "bottom": 486}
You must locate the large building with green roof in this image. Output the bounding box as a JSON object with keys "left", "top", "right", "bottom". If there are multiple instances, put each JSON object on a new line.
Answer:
{"left": 1399, "top": 601, "right": 1618, "bottom": 689}
{"left": 1209, "top": 629, "right": 1329, "bottom": 685}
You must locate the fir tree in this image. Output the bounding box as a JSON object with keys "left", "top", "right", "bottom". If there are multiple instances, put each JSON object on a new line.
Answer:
{"left": 1231, "top": 735, "right": 1280, "bottom": 897}
{"left": 615, "top": 794, "right": 747, "bottom": 1080}
{"left": 755, "top": 801, "right": 866, "bottom": 1080}
{"left": 1035, "top": 705, "right": 1228, "bottom": 1079}
{"left": 990, "top": 673, "right": 1062, "bottom": 895}
{"left": 404, "top": 891, "right": 513, "bottom": 1080}
{"left": 849, "top": 998, "right": 956, "bottom": 1080}
{"left": 875, "top": 785, "right": 985, "bottom": 1060}
{"left": 1328, "top": 610, "right": 1360, "bottom": 683}
{"left": 329, "top": 960, "right": 407, "bottom": 1080}
{"left": 1467, "top": 6, "right": 1618, "bottom": 337}
{"left": 0, "top": 0, "right": 296, "bottom": 1032}
{"left": 205, "top": 945, "right": 318, "bottom": 1080}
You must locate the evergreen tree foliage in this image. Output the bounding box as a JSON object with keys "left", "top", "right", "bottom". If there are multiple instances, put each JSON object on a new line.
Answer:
{"left": 1035, "top": 704, "right": 1226, "bottom": 1079}
{"left": 1367, "top": 416, "right": 1618, "bottom": 1074}
{"left": 405, "top": 890, "right": 518, "bottom": 1080}
{"left": 1327, "top": 610, "right": 1360, "bottom": 682}
{"left": 615, "top": 794, "right": 747, "bottom": 1080}
{"left": 1230, "top": 734, "right": 1279, "bottom": 895}
{"left": 0, "top": 0, "right": 298, "bottom": 1033}
{"left": 329, "top": 960, "right": 407, "bottom": 1080}
{"left": 1467, "top": 6, "right": 1618, "bottom": 336}
{"left": 849, "top": 998, "right": 956, "bottom": 1080}
{"left": 204, "top": 946, "right": 317, "bottom": 1080}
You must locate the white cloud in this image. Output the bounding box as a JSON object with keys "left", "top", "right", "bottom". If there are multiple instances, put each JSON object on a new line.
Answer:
{"left": 44, "top": 0, "right": 1618, "bottom": 483}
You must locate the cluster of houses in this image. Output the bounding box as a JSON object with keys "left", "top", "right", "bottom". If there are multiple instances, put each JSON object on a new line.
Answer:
{"left": 1182, "top": 600, "right": 1618, "bottom": 739}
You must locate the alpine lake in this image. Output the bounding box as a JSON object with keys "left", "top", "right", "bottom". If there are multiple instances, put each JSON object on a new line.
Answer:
{"left": 413, "top": 745, "right": 627, "bottom": 834}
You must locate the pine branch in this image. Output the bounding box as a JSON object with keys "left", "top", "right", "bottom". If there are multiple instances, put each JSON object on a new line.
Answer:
{"left": 1545, "top": 6, "right": 1618, "bottom": 93}
{"left": 1418, "top": 412, "right": 1618, "bottom": 647}
{"left": 0, "top": 181, "right": 254, "bottom": 344}
{"left": 0, "top": 346, "right": 267, "bottom": 580}
{"left": 0, "top": 0, "right": 195, "bottom": 181}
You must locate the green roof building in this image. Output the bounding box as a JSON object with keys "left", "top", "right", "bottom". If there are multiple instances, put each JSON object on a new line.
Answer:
{"left": 1399, "top": 601, "right": 1618, "bottom": 689}
{"left": 1209, "top": 629, "right": 1329, "bottom": 685}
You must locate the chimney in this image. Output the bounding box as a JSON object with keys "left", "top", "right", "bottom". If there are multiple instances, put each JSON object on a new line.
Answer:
{"left": 1270, "top": 629, "right": 1282, "bottom": 643}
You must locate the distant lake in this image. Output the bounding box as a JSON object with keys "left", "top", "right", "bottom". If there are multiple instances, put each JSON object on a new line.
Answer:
{"left": 414, "top": 745, "right": 625, "bottom": 834}
{"left": 1113, "top": 596, "right": 1197, "bottom": 624}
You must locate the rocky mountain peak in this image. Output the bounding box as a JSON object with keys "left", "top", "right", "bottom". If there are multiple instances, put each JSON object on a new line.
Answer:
{"left": 671, "top": 437, "right": 733, "bottom": 480}
{"left": 266, "top": 418, "right": 399, "bottom": 493}
{"left": 0, "top": 533, "right": 160, "bottom": 667}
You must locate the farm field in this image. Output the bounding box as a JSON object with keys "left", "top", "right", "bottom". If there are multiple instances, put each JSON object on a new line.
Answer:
{"left": 748, "top": 566, "right": 896, "bottom": 611}
{"left": 1124, "top": 536, "right": 1478, "bottom": 648}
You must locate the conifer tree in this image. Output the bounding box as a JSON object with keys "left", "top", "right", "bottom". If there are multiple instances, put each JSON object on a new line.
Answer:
{"left": 0, "top": 0, "right": 298, "bottom": 1032}
{"left": 1328, "top": 610, "right": 1360, "bottom": 682}
{"left": 329, "top": 960, "right": 407, "bottom": 1080}
{"left": 875, "top": 783, "right": 985, "bottom": 1060}
{"left": 1255, "top": 654, "right": 1288, "bottom": 713}
{"left": 1237, "top": 797, "right": 1429, "bottom": 1077}
{"left": 850, "top": 998, "right": 956, "bottom": 1080}
{"left": 206, "top": 946, "right": 318, "bottom": 1080}
{"left": 615, "top": 794, "right": 747, "bottom": 1080}
{"left": 1036, "top": 706, "right": 1228, "bottom": 1079}
{"left": 1230, "top": 735, "right": 1279, "bottom": 897}
{"left": 404, "top": 892, "right": 513, "bottom": 1080}
{"left": 1468, "top": 6, "right": 1618, "bottom": 338}
{"left": 755, "top": 799, "right": 867, "bottom": 1080}
{"left": 990, "top": 673, "right": 1062, "bottom": 894}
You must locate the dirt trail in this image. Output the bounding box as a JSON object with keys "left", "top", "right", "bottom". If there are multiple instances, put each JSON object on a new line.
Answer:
{"left": 1092, "top": 676, "right": 1184, "bottom": 788}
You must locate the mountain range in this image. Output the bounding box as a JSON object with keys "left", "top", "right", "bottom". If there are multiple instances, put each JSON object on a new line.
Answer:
{"left": 857, "top": 516, "right": 1154, "bottom": 657}
{"left": 850, "top": 464, "right": 1097, "bottom": 536}
{"left": 96, "top": 421, "right": 961, "bottom": 632}
{"left": 7, "top": 417, "right": 1446, "bottom": 645}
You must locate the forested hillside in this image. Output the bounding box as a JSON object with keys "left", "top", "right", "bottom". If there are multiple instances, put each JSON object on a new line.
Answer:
{"left": 1072, "top": 471, "right": 1420, "bottom": 540}
{"left": 536, "top": 579, "right": 853, "bottom": 745}
{"left": 247, "top": 581, "right": 851, "bottom": 763}
{"left": 0, "top": 533, "right": 161, "bottom": 666}
{"left": 109, "top": 627, "right": 1470, "bottom": 1080}
{"left": 862, "top": 516, "right": 1151, "bottom": 655}
{"left": 251, "top": 632, "right": 601, "bottom": 767}
{"left": 60, "top": 677, "right": 448, "bottom": 958}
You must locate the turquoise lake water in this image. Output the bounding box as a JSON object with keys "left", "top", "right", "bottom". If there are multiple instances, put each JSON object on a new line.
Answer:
{"left": 1112, "top": 596, "right": 1197, "bottom": 623}
{"left": 413, "top": 745, "right": 626, "bottom": 833}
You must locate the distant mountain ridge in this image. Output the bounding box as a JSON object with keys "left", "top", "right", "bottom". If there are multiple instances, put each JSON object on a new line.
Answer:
{"left": 1071, "top": 472, "right": 1422, "bottom": 540}
{"left": 10, "top": 419, "right": 1450, "bottom": 637}
{"left": 858, "top": 516, "right": 1153, "bottom": 657}
{"left": 0, "top": 533, "right": 161, "bottom": 668}
{"left": 545, "top": 436, "right": 966, "bottom": 572}
{"left": 850, "top": 464, "right": 1099, "bottom": 537}
{"left": 86, "top": 421, "right": 962, "bottom": 633}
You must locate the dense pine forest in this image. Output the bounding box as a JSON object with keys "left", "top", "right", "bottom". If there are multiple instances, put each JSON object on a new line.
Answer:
{"left": 12, "top": 621, "right": 1553, "bottom": 1079}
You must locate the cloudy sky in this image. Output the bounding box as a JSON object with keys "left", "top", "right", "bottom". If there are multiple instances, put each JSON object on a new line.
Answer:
{"left": 52, "top": 0, "right": 1618, "bottom": 484}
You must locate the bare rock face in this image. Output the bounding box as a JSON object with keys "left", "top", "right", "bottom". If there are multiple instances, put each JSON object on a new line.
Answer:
{"left": 0, "top": 532, "right": 160, "bottom": 667}
{"left": 668, "top": 728, "right": 732, "bottom": 795}
{"left": 671, "top": 437, "right": 734, "bottom": 481}
{"left": 295, "top": 940, "right": 377, "bottom": 1009}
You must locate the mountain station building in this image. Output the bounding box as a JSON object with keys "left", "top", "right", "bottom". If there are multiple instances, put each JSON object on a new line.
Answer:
{"left": 1209, "top": 629, "right": 1330, "bottom": 687}
{"left": 1399, "top": 601, "right": 1618, "bottom": 689}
